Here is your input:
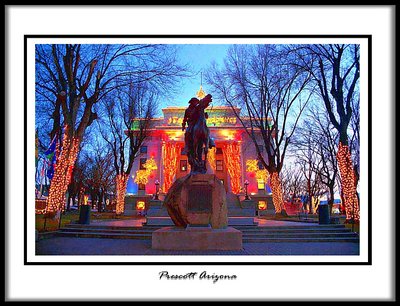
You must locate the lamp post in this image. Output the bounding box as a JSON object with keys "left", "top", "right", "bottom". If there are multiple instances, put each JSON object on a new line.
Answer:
{"left": 244, "top": 180, "right": 250, "bottom": 200}
{"left": 154, "top": 179, "right": 160, "bottom": 200}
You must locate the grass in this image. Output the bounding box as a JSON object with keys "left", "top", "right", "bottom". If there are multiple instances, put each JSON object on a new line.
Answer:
{"left": 35, "top": 209, "right": 134, "bottom": 232}
{"left": 344, "top": 223, "right": 360, "bottom": 234}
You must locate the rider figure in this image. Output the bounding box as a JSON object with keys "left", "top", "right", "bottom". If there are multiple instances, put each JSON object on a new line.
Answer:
{"left": 182, "top": 95, "right": 215, "bottom": 155}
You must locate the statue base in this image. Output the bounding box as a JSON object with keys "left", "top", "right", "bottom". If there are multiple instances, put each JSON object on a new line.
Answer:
{"left": 152, "top": 226, "right": 242, "bottom": 250}
{"left": 164, "top": 174, "right": 228, "bottom": 229}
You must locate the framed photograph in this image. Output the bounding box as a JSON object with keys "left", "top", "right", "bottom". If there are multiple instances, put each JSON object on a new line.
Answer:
{"left": 5, "top": 5, "right": 395, "bottom": 302}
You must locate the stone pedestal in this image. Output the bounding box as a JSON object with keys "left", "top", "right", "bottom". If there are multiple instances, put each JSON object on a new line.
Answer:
{"left": 152, "top": 173, "right": 242, "bottom": 250}
{"left": 164, "top": 174, "right": 228, "bottom": 229}
{"left": 152, "top": 226, "right": 242, "bottom": 250}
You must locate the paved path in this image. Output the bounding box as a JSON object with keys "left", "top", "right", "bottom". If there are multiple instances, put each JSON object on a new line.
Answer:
{"left": 36, "top": 236, "right": 359, "bottom": 256}
{"left": 36, "top": 218, "right": 358, "bottom": 256}
{"left": 91, "top": 217, "right": 319, "bottom": 227}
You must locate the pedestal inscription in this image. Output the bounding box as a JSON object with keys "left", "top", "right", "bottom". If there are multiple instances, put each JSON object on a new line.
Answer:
{"left": 163, "top": 174, "right": 228, "bottom": 229}
{"left": 187, "top": 185, "right": 212, "bottom": 213}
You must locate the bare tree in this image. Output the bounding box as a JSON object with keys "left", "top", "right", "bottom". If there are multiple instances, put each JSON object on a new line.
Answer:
{"left": 206, "top": 45, "right": 313, "bottom": 216}
{"left": 350, "top": 97, "right": 360, "bottom": 201}
{"left": 311, "top": 109, "right": 340, "bottom": 214}
{"left": 36, "top": 44, "right": 186, "bottom": 218}
{"left": 81, "top": 145, "right": 115, "bottom": 213}
{"left": 295, "top": 126, "right": 325, "bottom": 214}
{"left": 281, "top": 165, "right": 304, "bottom": 204}
{"left": 293, "top": 44, "right": 360, "bottom": 222}
{"left": 99, "top": 80, "right": 157, "bottom": 215}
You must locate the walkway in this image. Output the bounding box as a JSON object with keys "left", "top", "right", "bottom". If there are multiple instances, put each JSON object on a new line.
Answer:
{"left": 35, "top": 217, "right": 359, "bottom": 256}
{"left": 35, "top": 236, "right": 359, "bottom": 256}
{"left": 91, "top": 217, "right": 320, "bottom": 227}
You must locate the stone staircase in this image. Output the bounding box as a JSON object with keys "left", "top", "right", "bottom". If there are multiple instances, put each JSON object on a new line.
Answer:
{"left": 55, "top": 223, "right": 359, "bottom": 243}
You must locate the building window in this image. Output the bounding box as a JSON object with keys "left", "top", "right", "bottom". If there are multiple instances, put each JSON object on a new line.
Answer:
{"left": 138, "top": 183, "right": 146, "bottom": 190}
{"left": 139, "top": 158, "right": 147, "bottom": 170}
{"left": 140, "top": 146, "right": 148, "bottom": 154}
{"left": 216, "top": 147, "right": 223, "bottom": 155}
{"left": 257, "top": 179, "right": 265, "bottom": 190}
{"left": 180, "top": 160, "right": 188, "bottom": 172}
{"left": 216, "top": 160, "right": 223, "bottom": 171}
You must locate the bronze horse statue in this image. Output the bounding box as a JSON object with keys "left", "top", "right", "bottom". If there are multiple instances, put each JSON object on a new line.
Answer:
{"left": 187, "top": 94, "right": 212, "bottom": 174}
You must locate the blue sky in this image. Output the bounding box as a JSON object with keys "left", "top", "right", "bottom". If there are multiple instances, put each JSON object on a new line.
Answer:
{"left": 161, "top": 44, "right": 232, "bottom": 110}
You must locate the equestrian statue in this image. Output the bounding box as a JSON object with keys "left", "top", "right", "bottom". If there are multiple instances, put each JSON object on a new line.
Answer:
{"left": 181, "top": 93, "right": 215, "bottom": 174}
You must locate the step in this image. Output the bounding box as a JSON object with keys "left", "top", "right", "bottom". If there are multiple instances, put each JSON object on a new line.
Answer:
{"left": 59, "top": 227, "right": 155, "bottom": 234}
{"left": 238, "top": 229, "right": 352, "bottom": 234}
{"left": 243, "top": 237, "right": 359, "bottom": 243}
{"left": 242, "top": 232, "right": 358, "bottom": 238}
{"left": 57, "top": 231, "right": 152, "bottom": 240}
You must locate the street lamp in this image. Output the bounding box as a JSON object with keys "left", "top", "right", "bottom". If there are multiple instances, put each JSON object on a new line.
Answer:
{"left": 154, "top": 179, "right": 160, "bottom": 200}
{"left": 244, "top": 179, "right": 250, "bottom": 200}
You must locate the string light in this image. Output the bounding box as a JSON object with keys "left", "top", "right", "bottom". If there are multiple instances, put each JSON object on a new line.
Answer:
{"left": 45, "top": 126, "right": 80, "bottom": 215}
{"left": 246, "top": 159, "right": 269, "bottom": 183}
{"left": 246, "top": 159, "right": 258, "bottom": 172}
{"left": 115, "top": 173, "right": 128, "bottom": 215}
{"left": 337, "top": 142, "right": 360, "bottom": 222}
{"left": 133, "top": 157, "right": 158, "bottom": 186}
{"left": 207, "top": 147, "right": 217, "bottom": 172}
{"left": 270, "top": 172, "right": 285, "bottom": 214}
{"left": 136, "top": 200, "right": 145, "bottom": 211}
{"left": 35, "top": 199, "right": 47, "bottom": 214}
{"left": 223, "top": 142, "right": 242, "bottom": 194}
{"left": 258, "top": 200, "right": 267, "bottom": 210}
{"left": 162, "top": 142, "right": 180, "bottom": 192}
{"left": 134, "top": 170, "right": 150, "bottom": 185}
{"left": 255, "top": 169, "right": 269, "bottom": 182}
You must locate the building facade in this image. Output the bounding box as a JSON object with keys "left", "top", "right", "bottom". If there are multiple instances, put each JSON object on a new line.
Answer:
{"left": 126, "top": 105, "right": 273, "bottom": 210}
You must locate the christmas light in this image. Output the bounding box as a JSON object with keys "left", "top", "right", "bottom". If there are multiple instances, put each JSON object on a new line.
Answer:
{"left": 162, "top": 142, "right": 180, "bottom": 192}
{"left": 246, "top": 159, "right": 258, "bottom": 172}
{"left": 45, "top": 126, "right": 80, "bottom": 215}
{"left": 270, "top": 172, "right": 285, "bottom": 214}
{"left": 223, "top": 142, "right": 242, "bottom": 194}
{"left": 255, "top": 169, "right": 269, "bottom": 182}
{"left": 207, "top": 147, "right": 217, "bottom": 172}
{"left": 143, "top": 156, "right": 157, "bottom": 172}
{"left": 115, "top": 173, "right": 128, "bottom": 215}
{"left": 136, "top": 201, "right": 145, "bottom": 211}
{"left": 337, "top": 142, "right": 360, "bottom": 222}
{"left": 134, "top": 170, "right": 150, "bottom": 185}
{"left": 35, "top": 199, "right": 47, "bottom": 214}
{"left": 134, "top": 157, "right": 158, "bottom": 185}
{"left": 246, "top": 159, "right": 269, "bottom": 192}
{"left": 258, "top": 200, "right": 267, "bottom": 210}
{"left": 196, "top": 85, "right": 206, "bottom": 99}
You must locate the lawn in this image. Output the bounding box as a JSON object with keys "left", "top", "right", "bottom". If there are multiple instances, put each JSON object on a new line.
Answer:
{"left": 35, "top": 209, "right": 133, "bottom": 232}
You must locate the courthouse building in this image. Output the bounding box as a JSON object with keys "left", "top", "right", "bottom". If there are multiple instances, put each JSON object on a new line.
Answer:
{"left": 125, "top": 92, "right": 273, "bottom": 215}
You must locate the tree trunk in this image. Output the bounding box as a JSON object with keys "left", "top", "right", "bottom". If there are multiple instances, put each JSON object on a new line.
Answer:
{"left": 337, "top": 142, "right": 360, "bottom": 222}
{"left": 45, "top": 133, "right": 80, "bottom": 218}
{"left": 270, "top": 172, "right": 287, "bottom": 216}
{"left": 98, "top": 190, "right": 104, "bottom": 213}
{"left": 116, "top": 174, "right": 129, "bottom": 215}
{"left": 328, "top": 185, "right": 335, "bottom": 214}
{"left": 66, "top": 193, "right": 72, "bottom": 211}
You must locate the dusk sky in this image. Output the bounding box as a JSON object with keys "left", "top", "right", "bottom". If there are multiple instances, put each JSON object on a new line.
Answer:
{"left": 162, "top": 44, "right": 232, "bottom": 110}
